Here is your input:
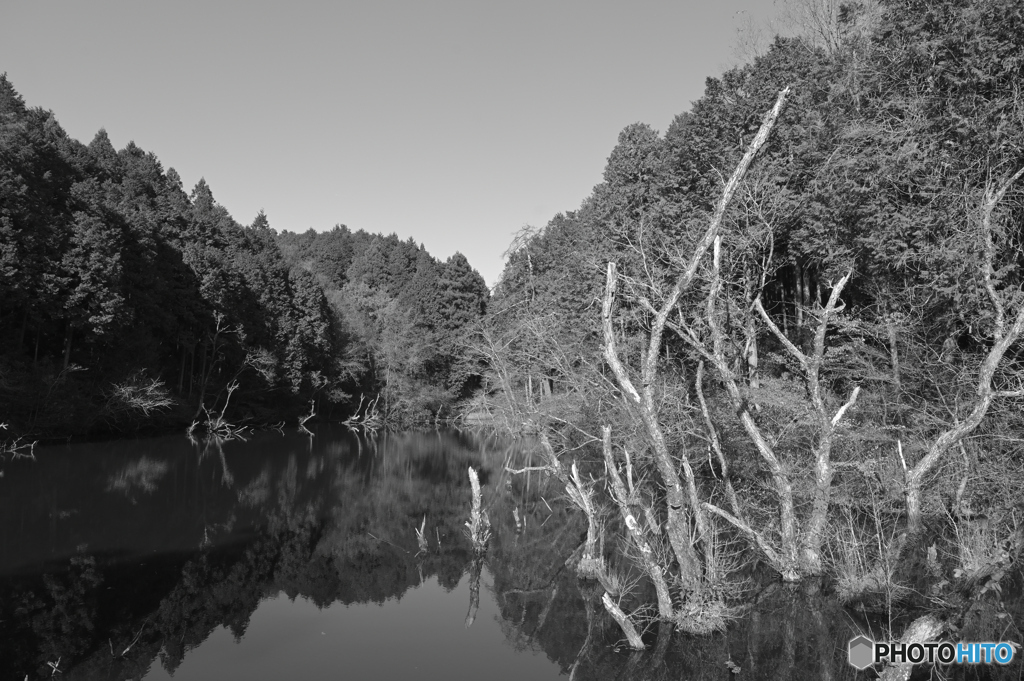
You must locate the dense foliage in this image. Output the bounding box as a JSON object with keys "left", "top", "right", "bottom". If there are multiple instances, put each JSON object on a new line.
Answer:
{"left": 0, "top": 77, "right": 487, "bottom": 436}
{"left": 277, "top": 227, "right": 488, "bottom": 423}
{"left": 480, "top": 0, "right": 1024, "bottom": 640}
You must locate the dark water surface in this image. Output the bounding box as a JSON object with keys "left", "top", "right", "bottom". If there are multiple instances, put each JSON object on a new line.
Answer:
{"left": 3, "top": 427, "right": 1015, "bottom": 680}
{"left": 0, "top": 427, "right": 585, "bottom": 680}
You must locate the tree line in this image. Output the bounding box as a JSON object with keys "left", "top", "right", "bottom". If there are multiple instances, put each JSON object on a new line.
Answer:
{"left": 277, "top": 226, "right": 488, "bottom": 423}
{"left": 479, "top": 0, "right": 1024, "bottom": 642}
{"left": 0, "top": 76, "right": 487, "bottom": 437}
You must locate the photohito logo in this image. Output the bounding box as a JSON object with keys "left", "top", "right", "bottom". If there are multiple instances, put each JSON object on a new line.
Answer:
{"left": 848, "top": 635, "right": 1016, "bottom": 670}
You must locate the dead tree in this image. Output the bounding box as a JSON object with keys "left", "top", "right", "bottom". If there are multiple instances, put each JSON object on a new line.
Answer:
{"left": 753, "top": 270, "right": 860, "bottom": 572}
{"left": 669, "top": 234, "right": 801, "bottom": 579}
{"left": 601, "top": 426, "right": 674, "bottom": 619}
{"left": 902, "top": 168, "right": 1024, "bottom": 537}
{"left": 601, "top": 87, "right": 791, "bottom": 587}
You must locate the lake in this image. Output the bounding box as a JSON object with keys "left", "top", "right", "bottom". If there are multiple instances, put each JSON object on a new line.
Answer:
{"left": 1, "top": 426, "right": 1007, "bottom": 680}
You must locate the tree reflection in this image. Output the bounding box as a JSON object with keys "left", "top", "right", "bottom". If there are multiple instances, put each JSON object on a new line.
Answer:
{"left": 106, "top": 457, "right": 169, "bottom": 499}
{"left": 1, "top": 428, "right": 1020, "bottom": 681}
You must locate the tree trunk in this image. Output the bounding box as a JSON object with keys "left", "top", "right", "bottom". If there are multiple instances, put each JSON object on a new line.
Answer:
{"left": 803, "top": 265, "right": 812, "bottom": 309}
{"left": 879, "top": 616, "right": 943, "bottom": 681}
{"left": 781, "top": 289, "right": 789, "bottom": 336}
{"left": 753, "top": 272, "right": 858, "bottom": 574}
{"left": 641, "top": 408, "right": 704, "bottom": 587}
{"left": 794, "top": 265, "right": 804, "bottom": 329}
{"left": 603, "top": 263, "right": 704, "bottom": 589}
{"left": 63, "top": 326, "right": 72, "bottom": 369}
{"left": 18, "top": 309, "right": 27, "bottom": 355}
{"left": 601, "top": 593, "right": 644, "bottom": 649}
{"left": 696, "top": 362, "right": 741, "bottom": 517}
{"left": 902, "top": 169, "right": 1024, "bottom": 535}
{"left": 188, "top": 344, "right": 196, "bottom": 396}
{"left": 731, "top": 402, "right": 800, "bottom": 580}
{"left": 906, "top": 393, "right": 994, "bottom": 534}
{"left": 199, "top": 341, "right": 208, "bottom": 391}
{"left": 600, "top": 87, "right": 791, "bottom": 588}
{"left": 178, "top": 346, "right": 187, "bottom": 393}
{"left": 602, "top": 426, "right": 674, "bottom": 619}
{"left": 886, "top": 315, "right": 901, "bottom": 393}
{"left": 743, "top": 262, "right": 760, "bottom": 394}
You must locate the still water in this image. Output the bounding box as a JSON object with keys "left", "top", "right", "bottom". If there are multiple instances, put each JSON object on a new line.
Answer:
{"left": 3, "top": 426, "right": 995, "bottom": 680}
{"left": 0, "top": 427, "right": 596, "bottom": 680}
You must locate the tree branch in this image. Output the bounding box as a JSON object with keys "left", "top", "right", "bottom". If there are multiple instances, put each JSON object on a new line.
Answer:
{"left": 697, "top": 361, "right": 741, "bottom": 518}
{"left": 602, "top": 263, "right": 642, "bottom": 405}
{"left": 702, "top": 502, "right": 783, "bottom": 570}
{"left": 645, "top": 87, "right": 791, "bottom": 401}
{"left": 754, "top": 297, "right": 808, "bottom": 368}
{"left": 830, "top": 386, "right": 861, "bottom": 427}
{"left": 602, "top": 425, "right": 674, "bottom": 619}
{"left": 981, "top": 167, "right": 1024, "bottom": 340}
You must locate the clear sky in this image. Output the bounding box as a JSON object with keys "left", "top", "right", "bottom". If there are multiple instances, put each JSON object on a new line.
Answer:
{"left": 1, "top": 0, "right": 781, "bottom": 286}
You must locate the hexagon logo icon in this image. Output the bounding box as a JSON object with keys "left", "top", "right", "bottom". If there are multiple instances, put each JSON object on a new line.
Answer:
{"left": 848, "top": 635, "right": 875, "bottom": 670}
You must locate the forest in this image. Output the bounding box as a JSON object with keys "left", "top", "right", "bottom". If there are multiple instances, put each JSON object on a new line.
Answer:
{"left": 476, "top": 0, "right": 1024, "bottom": 652}
{"left": 0, "top": 79, "right": 488, "bottom": 438}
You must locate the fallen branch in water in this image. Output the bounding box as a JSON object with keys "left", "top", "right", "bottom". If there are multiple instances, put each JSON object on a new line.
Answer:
{"left": 0, "top": 423, "right": 36, "bottom": 459}
{"left": 343, "top": 394, "right": 383, "bottom": 432}
{"left": 190, "top": 381, "right": 249, "bottom": 440}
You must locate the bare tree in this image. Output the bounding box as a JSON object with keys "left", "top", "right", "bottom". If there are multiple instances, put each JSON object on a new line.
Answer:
{"left": 754, "top": 270, "right": 860, "bottom": 572}
{"left": 902, "top": 168, "right": 1024, "bottom": 536}
{"left": 778, "top": 0, "right": 883, "bottom": 54}
{"left": 600, "top": 88, "right": 791, "bottom": 587}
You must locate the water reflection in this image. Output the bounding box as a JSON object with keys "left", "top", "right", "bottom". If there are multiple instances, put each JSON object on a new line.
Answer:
{"left": 0, "top": 427, "right": 1018, "bottom": 680}
{"left": 143, "top": 571, "right": 560, "bottom": 681}
{"left": 0, "top": 427, "right": 576, "bottom": 680}
{"left": 106, "top": 457, "right": 169, "bottom": 498}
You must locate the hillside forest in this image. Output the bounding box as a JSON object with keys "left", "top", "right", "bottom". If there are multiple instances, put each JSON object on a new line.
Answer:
{"left": 0, "top": 77, "right": 488, "bottom": 437}
{"left": 477, "top": 0, "right": 1024, "bottom": 642}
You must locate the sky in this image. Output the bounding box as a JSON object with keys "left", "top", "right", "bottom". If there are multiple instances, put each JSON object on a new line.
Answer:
{"left": 0, "top": 0, "right": 783, "bottom": 286}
